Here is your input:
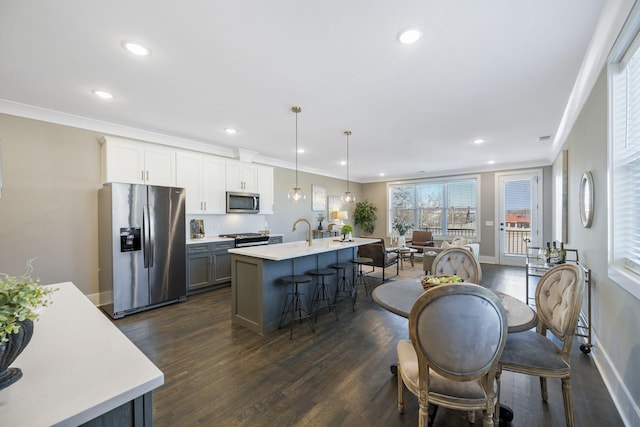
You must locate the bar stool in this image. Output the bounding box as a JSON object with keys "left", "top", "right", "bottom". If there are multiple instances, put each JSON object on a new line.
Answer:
{"left": 278, "top": 274, "right": 315, "bottom": 339}
{"left": 352, "top": 256, "right": 373, "bottom": 298}
{"left": 329, "top": 262, "right": 356, "bottom": 312}
{"left": 307, "top": 268, "right": 338, "bottom": 322}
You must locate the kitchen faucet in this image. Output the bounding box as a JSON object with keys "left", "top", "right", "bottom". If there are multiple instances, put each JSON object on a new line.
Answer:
{"left": 292, "top": 218, "right": 312, "bottom": 246}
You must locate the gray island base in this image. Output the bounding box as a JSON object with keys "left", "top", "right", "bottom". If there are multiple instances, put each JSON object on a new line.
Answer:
{"left": 229, "top": 237, "right": 378, "bottom": 335}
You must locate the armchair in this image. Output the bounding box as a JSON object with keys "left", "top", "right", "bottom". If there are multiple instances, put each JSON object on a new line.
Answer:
{"left": 357, "top": 237, "right": 399, "bottom": 282}
{"left": 407, "top": 230, "right": 435, "bottom": 253}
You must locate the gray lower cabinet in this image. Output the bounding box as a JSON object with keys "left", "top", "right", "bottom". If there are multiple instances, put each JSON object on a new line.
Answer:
{"left": 187, "top": 241, "right": 234, "bottom": 294}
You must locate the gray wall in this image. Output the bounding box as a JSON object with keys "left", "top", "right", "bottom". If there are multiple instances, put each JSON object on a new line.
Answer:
{"left": 556, "top": 69, "right": 639, "bottom": 425}
{"left": 270, "top": 167, "right": 362, "bottom": 242}
{"left": 0, "top": 114, "right": 102, "bottom": 296}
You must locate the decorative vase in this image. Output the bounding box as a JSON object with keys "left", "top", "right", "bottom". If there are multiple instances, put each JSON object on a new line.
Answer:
{"left": 398, "top": 235, "right": 406, "bottom": 248}
{"left": 318, "top": 221, "right": 323, "bottom": 230}
{"left": 0, "top": 319, "right": 34, "bottom": 391}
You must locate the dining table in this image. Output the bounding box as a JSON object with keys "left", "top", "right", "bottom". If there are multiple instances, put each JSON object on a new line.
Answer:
{"left": 371, "top": 278, "right": 538, "bottom": 425}
{"left": 372, "top": 278, "right": 538, "bottom": 332}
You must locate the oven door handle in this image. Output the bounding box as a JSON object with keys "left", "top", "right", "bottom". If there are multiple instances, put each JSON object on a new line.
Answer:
{"left": 235, "top": 241, "right": 269, "bottom": 248}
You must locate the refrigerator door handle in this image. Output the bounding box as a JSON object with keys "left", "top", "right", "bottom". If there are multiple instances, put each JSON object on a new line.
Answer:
{"left": 143, "top": 203, "right": 154, "bottom": 268}
{"left": 147, "top": 204, "right": 155, "bottom": 268}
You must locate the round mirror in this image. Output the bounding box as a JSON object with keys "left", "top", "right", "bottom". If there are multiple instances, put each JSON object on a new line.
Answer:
{"left": 579, "top": 171, "right": 594, "bottom": 228}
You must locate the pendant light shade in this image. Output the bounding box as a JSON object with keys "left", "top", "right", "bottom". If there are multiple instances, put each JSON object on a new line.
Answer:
{"left": 342, "top": 130, "right": 355, "bottom": 204}
{"left": 288, "top": 106, "right": 306, "bottom": 203}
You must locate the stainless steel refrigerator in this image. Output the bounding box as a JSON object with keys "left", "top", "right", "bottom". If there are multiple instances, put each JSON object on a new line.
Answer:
{"left": 98, "top": 183, "right": 187, "bottom": 318}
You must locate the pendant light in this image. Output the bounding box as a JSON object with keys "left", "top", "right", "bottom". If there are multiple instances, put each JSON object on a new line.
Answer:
{"left": 342, "top": 130, "right": 355, "bottom": 204}
{"left": 288, "top": 106, "right": 306, "bottom": 203}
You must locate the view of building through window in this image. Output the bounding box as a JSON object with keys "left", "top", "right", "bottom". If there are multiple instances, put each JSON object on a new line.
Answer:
{"left": 388, "top": 178, "right": 477, "bottom": 238}
{"left": 503, "top": 179, "right": 532, "bottom": 255}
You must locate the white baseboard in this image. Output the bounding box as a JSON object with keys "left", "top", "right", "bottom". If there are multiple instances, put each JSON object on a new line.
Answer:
{"left": 589, "top": 330, "right": 640, "bottom": 426}
{"left": 479, "top": 255, "right": 496, "bottom": 264}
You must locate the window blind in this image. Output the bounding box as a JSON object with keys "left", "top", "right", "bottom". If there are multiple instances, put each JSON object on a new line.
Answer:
{"left": 388, "top": 177, "right": 478, "bottom": 237}
{"left": 611, "top": 52, "right": 640, "bottom": 276}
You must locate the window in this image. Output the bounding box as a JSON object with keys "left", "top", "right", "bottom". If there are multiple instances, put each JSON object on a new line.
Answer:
{"left": 388, "top": 176, "right": 479, "bottom": 239}
{"left": 609, "top": 29, "right": 640, "bottom": 300}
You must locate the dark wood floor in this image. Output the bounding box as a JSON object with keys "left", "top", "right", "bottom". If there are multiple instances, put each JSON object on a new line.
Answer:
{"left": 115, "top": 262, "right": 623, "bottom": 426}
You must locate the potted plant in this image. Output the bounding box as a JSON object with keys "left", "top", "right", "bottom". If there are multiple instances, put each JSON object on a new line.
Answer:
{"left": 340, "top": 224, "right": 354, "bottom": 241}
{"left": 353, "top": 200, "right": 377, "bottom": 235}
{"left": 316, "top": 212, "right": 325, "bottom": 230}
{"left": 392, "top": 217, "right": 413, "bottom": 247}
{"left": 0, "top": 261, "right": 55, "bottom": 390}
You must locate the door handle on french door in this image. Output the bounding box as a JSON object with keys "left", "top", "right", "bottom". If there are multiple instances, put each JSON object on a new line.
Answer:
{"left": 143, "top": 204, "right": 154, "bottom": 268}
{"left": 147, "top": 204, "right": 155, "bottom": 268}
{"left": 143, "top": 204, "right": 150, "bottom": 268}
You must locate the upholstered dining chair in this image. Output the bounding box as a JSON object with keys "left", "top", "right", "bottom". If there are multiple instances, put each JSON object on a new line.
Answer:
{"left": 397, "top": 283, "right": 507, "bottom": 427}
{"left": 496, "top": 263, "right": 585, "bottom": 427}
{"left": 431, "top": 247, "right": 482, "bottom": 284}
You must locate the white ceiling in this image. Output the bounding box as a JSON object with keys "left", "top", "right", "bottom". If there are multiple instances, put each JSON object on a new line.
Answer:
{"left": 0, "top": 1, "right": 614, "bottom": 182}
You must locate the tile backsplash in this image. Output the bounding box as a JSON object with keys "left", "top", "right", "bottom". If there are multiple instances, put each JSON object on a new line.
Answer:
{"left": 186, "top": 214, "right": 270, "bottom": 238}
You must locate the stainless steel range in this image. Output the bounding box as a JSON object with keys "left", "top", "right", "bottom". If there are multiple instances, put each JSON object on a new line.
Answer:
{"left": 219, "top": 232, "right": 270, "bottom": 248}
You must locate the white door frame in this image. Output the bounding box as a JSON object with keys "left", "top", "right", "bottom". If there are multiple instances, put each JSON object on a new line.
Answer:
{"left": 495, "top": 169, "right": 543, "bottom": 266}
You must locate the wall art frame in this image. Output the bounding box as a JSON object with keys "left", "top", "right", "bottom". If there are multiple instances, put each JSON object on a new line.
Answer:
{"left": 311, "top": 184, "right": 326, "bottom": 211}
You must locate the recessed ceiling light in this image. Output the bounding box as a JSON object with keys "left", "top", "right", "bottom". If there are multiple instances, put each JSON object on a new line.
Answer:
{"left": 297, "top": 148, "right": 305, "bottom": 154}
{"left": 488, "top": 160, "right": 496, "bottom": 165}
{"left": 473, "top": 138, "right": 485, "bottom": 144}
{"left": 398, "top": 28, "right": 422, "bottom": 44}
{"left": 123, "top": 41, "right": 150, "bottom": 56}
{"left": 379, "top": 173, "right": 385, "bottom": 177}
{"left": 224, "top": 128, "right": 237, "bottom": 135}
{"left": 92, "top": 90, "right": 114, "bottom": 99}
{"left": 340, "top": 161, "right": 347, "bottom": 166}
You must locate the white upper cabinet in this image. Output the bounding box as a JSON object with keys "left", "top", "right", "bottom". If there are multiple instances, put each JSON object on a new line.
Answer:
{"left": 257, "top": 166, "right": 274, "bottom": 214}
{"left": 176, "top": 151, "right": 226, "bottom": 214}
{"left": 201, "top": 156, "right": 226, "bottom": 213}
{"left": 225, "top": 161, "right": 258, "bottom": 193}
{"left": 101, "top": 136, "right": 175, "bottom": 186}
{"left": 175, "top": 151, "right": 203, "bottom": 213}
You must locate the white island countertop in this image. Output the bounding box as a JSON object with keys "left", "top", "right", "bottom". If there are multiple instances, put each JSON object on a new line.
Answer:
{"left": 228, "top": 237, "right": 378, "bottom": 261}
{"left": 0, "top": 282, "right": 163, "bottom": 427}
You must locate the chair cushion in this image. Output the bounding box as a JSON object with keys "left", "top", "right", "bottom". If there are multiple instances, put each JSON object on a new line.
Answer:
{"left": 397, "top": 340, "right": 490, "bottom": 401}
{"left": 500, "top": 331, "right": 570, "bottom": 375}
{"left": 537, "top": 268, "right": 579, "bottom": 337}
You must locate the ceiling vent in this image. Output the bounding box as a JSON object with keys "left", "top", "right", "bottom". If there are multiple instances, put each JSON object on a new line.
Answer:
{"left": 538, "top": 135, "right": 552, "bottom": 142}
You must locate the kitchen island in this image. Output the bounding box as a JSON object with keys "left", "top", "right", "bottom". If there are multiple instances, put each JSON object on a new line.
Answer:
{"left": 229, "top": 237, "right": 378, "bottom": 335}
{"left": 0, "top": 282, "right": 163, "bottom": 427}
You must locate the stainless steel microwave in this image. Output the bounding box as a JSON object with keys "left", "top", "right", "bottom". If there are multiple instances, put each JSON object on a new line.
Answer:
{"left": 226, "top": 191, "right": 260, "bottom": 214}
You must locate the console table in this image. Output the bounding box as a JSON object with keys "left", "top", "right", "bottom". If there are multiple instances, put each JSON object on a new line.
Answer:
{"left": 312, "top": 229, "right": 340, "bottom": 239}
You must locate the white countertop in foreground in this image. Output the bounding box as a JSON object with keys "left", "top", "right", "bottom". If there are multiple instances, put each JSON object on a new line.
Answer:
{"left": 228, "top": 237, "right": 378, "bottom": 261}
{"left": 0, "top": 282, "right": 164, "bottom": 427}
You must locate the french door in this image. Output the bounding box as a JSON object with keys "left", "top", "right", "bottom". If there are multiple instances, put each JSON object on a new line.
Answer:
{"left": 496, "top": 170, "right": 542, "bottom": 266}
